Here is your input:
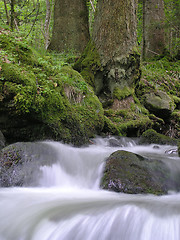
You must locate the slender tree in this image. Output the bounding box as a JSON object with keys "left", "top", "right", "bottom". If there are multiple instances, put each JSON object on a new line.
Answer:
{"left": 43, "top": 0, "right": 54, "bottom": 49}
{"left": 10, "top": 0, "right": 15, "bottom": 30}
{"left": 48, "top": 0, "right": 90, "bottom": 54}
{"left": 3, "top": 0, "right": 10, "bottom": 25}
{"left": 142, "top": 0, "right": 166, "bottom": 59}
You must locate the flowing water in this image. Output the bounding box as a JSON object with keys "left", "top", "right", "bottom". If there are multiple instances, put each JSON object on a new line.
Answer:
{"left": 0, "top": 137, "right": 180, "bottom": 240}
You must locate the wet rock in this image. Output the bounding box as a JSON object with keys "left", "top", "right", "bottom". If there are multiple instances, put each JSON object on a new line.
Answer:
{"left": 0, "top": 142, "right": 57, "bottom": 187}
{"left": 101, "top": 150, "right": 173, "bottom": 195}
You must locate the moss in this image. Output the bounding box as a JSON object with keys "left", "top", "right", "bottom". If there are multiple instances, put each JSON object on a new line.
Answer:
{"left": 113, "top": 86, "right": 134, "bottom": 100}
{"left": 103, "top": 106, "right": 152, "bottom": 137}
{"left": 171, "top": 111, "right": 180, "bottom": 123}
{"left": 1, "top": 63, "right": 36, "bottom": 87}
{"left": 102, "top": 116, "right": 122, "bottom": 136}
{"left": 73, "top": 40, "right": 102, "bottom": 88}
{"left": 0, "top": 31, "right": 104, "bottom": 145}
{"left": 139, "top": 129, "right": 178, "bottom": 145}
{"left": 173, "top": 96, "right": 180, "bottom": 109}
{"left": 137, "top": 59, "right": 180, "bottom": 99}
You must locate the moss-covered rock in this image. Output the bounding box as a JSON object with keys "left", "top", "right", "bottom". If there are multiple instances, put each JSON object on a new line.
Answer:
{"left": 101, "top": 150, "right": 170, "bottom": 195}
{"left": 102, "top": 97, "right": 152, "bottom": 137}
{"left": 142, "top": 90, "right": 175, "bottom": 119}
{"left": 139, "top": 129, "right": 178, "bottom": 145}
{"left": 0, "top": 31, "right": 104, "bottom": 145}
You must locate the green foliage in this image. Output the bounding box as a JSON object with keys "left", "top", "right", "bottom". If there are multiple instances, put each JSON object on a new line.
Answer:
{"left": 137, "top": 1, "right": 180, "bottom": 55}
{"left": 138, "top": 58, "right": 180, "bottom": 97}
{"left": 0, "top": 0, "right": 54, "bottom": 50}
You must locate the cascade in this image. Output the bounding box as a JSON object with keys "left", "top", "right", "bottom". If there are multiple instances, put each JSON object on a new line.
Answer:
{"left": 0, "top": 137, "right": 180, "bottom": 240}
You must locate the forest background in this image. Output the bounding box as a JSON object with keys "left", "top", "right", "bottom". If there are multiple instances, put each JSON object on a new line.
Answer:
{"left": 0, "top": 0, "right": 180, "bottom": 147}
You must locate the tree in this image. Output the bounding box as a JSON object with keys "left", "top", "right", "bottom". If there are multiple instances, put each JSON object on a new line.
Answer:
{"left": 10, "top": 0, "right": 15, "bottom": 30}
{"left": 48, "top": 0, "right": 90, "bottom": 54}
{"left": 92, "top": 0, "right": 140, "bottom": 95}
{"left": 3, "top": 0, "right": 10, "bottom": 25}
{"left": 43, "top": 0, "right": 54, "bottom": 49}
{"left": 142, "top": 0, "right": 166, "bottom": 60}
{"left": 164, "top": 0, "right": 180, "bottom": 56}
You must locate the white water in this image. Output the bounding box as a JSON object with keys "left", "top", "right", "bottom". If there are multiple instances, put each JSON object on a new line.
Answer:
{"left": 0, "top": 137, "right": 180, "bottom": 240}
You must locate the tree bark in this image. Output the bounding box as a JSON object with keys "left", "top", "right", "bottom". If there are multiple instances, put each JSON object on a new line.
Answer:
{"left": 92, "top": 0, "right": 139, "bottom": 95}
{"left": 10, "top": 0, "right": 15, "bottom": 31}
{"left": 142, "top": 0, "right": 165, "bottom": 60}
{"left": 48, "top": 0, "right": 90, "bottom": 54}
{"left": 44, "top": 0, "right": 53, "bottom": 49}
{"left": 3, "top": 0, "right": 10, "bottom": 25}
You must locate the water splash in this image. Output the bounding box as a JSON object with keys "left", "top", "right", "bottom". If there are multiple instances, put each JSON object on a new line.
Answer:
{"left": 0, "top": 137, "right": 180, "bottom": 240}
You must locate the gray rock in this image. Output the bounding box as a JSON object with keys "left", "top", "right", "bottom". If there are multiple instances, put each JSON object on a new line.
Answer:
{"left": 0, "top": 142, "right": 57, "bottom": 187}
{"left": 143, "top": 90, "right": 175, "bottom": 119}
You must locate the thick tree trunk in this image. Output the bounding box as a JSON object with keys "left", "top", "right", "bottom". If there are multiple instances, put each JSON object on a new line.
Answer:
{"left": 48, "top": 0, "right": 90, "bottom": 54}
{"left": 142, "top": 0, "right": 165, "bottom": 60}
{"left": 92, "top": 0, "right": 139, "bottom": 95}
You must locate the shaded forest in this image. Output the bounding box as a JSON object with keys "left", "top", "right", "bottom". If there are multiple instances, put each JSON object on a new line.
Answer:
{"left": 0, "top": 0, "right": 180, "bottom": 147}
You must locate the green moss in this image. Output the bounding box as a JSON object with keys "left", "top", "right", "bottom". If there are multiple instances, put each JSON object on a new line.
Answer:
{"left": 137, "top": 59, "right": 180, "bottom": 98}
{"left": 113, "top": 86, "right": 134, "bottom": 100}
{"left": 73, "top": 40, "right": 102, "bottom": 88}
{"left": 1, "top": 63, "right": 36, "bottom": 87}
{"left": 103, "top": 106, "right": 152, "bottom": 137}
{"left": 139, "top": 129, "right": 178, "bottom": 145}
{"left": 0, "top": 31, "right": 104, "bottom": 145}
{"left": 173, "top": 96, "right": 180, "bottom": 107}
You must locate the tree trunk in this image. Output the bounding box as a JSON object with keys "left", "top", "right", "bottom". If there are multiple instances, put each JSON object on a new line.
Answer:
{"left": 10, "top": 0, "right": 15, "bottom": 31}
{"left": 44, "top": 0, "right": 53, "bottom": 49}
{"left": 92, "top": 0, "right": 140, "bottom": 95}
{"left": 3, "top": 0, "right": 10, "bottom": 25}
{"left": 48, "top": 0, "right": 90, "bottom": 54}
{"left": 142, "top": 0, "right": 165, "bottom": 60}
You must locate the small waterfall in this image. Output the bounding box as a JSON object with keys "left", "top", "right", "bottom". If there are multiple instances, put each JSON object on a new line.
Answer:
{"left": 0, "top": 137, "right": 180, "bottom": 240}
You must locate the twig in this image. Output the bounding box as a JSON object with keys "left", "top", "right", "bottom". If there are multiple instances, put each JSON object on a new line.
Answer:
{"left": 25, "top": 0, "right": 40, "bottom": 39}
{"left": 89, "top": 0, "right": 95, "bottom": 12}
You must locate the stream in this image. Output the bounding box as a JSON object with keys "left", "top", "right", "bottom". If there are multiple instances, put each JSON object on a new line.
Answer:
{"left": 0, "top": 137, "right": 180, "bottom": 240}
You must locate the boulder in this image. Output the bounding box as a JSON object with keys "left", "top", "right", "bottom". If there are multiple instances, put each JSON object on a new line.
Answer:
{"left": 101, "top": 150, "right": 176, "bottom": 195}
{"left": 143, "top": 90, "right": 174, "bottom": 119}
{"left": 139, "top": 129, "right": 178, "bottom": 145}
{"left": 0, "top": 142, "right": 57, "bottom": 187}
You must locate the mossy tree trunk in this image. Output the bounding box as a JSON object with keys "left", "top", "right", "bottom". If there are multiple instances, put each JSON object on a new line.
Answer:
{"left": 48, "top": 0, "right": 90, "bottom": 54}
{"left": 142, "top": 0, "right": 165, "bottom": 60}
{"left": 92, "top": 0, "right": 140, "bottom": 96}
